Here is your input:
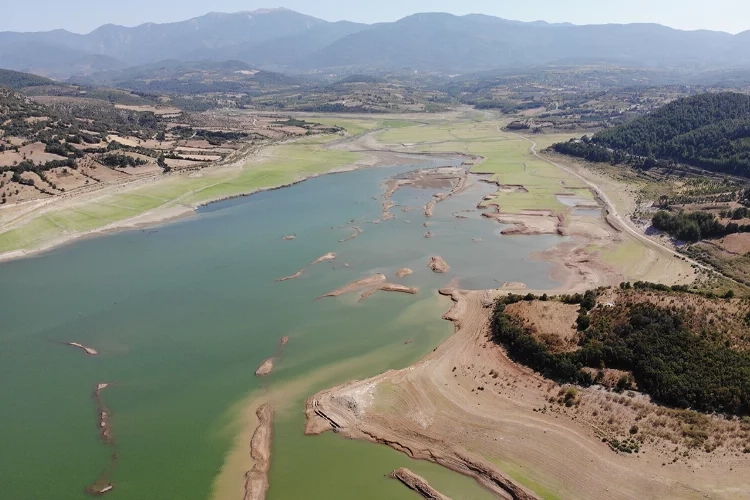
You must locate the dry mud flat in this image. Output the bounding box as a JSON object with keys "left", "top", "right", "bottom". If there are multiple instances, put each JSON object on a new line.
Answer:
{"left": 306, "top": 289, "right": 748, "bottom": 500}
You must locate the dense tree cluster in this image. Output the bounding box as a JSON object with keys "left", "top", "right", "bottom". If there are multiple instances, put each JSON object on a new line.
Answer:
{"left": 652, "top": 210, "right": 750, "bottom": 242}
{"left": 554, "top": 92, "right": 750, "bottom": 177}
{"left": 98, "top": 154, "right": 147, "bottom": 168}
{"left": 491, "top": 293, "right": 750, "bottom": 415}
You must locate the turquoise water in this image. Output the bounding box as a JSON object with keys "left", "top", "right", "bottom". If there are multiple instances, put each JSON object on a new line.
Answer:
{"left": 0, "top": 164, "right": 562, "bottom": 499}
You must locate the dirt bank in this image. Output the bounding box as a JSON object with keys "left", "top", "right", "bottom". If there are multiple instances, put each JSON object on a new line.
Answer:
{"left": 389, "top": 468, "right": 453, "bottom": 500}
{"left": 396, "top": 268, "right": 413, "bottom": 278}
{"left": 244, "top": 404, "right": 273, "bottom": 500}
{"left": 429, "top": 256, "right": 451, "bottom": 273}
{"left": 318, "top": 274, "right": 387, "bottom": 299}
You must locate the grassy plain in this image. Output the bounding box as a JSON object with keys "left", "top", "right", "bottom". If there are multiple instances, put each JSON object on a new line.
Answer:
{"left": 0, "top": 134, "right": 360, "bottom": 255}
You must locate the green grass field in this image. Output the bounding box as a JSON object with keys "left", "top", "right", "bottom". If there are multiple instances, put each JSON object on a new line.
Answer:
{"left": 380, "top": 122, "right": 581, "bottom": 213}
{"left": 0, "top": 135, "right": 361, "bottom": 254}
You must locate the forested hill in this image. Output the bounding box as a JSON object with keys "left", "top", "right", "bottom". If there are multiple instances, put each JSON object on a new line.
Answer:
{"left": 0, "top": 69, "right": 56, "bottom": 90}
{"left": 554, "top": 92, "right": 750, "bottom": 177}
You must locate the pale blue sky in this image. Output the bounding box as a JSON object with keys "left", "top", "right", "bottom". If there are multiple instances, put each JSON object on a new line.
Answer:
{"left": 4, "top": 0, "right": 749, "bottom": 34}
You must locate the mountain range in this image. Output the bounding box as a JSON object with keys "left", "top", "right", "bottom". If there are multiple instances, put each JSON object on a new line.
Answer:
{"left": 3, "top": 8, "right": 750, "bottom": 78}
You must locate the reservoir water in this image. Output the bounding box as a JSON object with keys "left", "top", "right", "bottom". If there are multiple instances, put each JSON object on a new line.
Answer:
{"left": 0, "top": 163, "right": 563, "bottom": 499}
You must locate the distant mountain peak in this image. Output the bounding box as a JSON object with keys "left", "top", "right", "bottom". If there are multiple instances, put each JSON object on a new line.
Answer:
{"left": 245, "top": 7, "right": 292, "bottom": 15}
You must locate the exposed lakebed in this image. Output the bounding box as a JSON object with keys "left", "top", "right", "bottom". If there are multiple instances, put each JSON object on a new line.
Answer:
{"left": 0, "top": 162, "right": 563, "bottom": 499}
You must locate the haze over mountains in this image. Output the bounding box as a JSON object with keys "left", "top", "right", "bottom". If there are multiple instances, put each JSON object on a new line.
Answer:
{"left": 3, "top": 7, "right": 750, "bottom": 78}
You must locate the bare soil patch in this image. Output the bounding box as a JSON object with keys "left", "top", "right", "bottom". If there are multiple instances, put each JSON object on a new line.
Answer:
{"left": 505, "top": 301, "right": 580, "bottom": 353}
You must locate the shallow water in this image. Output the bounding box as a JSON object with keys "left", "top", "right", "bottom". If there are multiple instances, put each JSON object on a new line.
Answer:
{"left": 572, "top": 208, "right": 603, "bottom": 217}
{"left": 0, "top": 163, "right": 563, "bottom": 499}
{"left": 556, "top": 194, "right": 595, "bottom": 208}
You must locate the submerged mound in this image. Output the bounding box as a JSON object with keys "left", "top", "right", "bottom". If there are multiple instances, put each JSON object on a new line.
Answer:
{"left": 396, "top": 268, "right": 414, "bottom": 278}
{"left": 389, "top": 468, "right": 453, "bottom": 500}
{"left": 318, "top": 274, "right": 387, "bottom": 298}
{"left": 428, "top": 256, "right": 450, "bottom": 273}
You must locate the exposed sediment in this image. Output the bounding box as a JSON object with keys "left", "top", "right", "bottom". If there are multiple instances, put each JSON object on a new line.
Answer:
{"left": 94, "top": 383, "right": 114, "bottom": 445}
{"left": 276, "top": 271, "right": 303, "bottom": 282}
{"left": 310, "top": 252, "right": 337, "bottom": 266}
{"left": 482, "top": 211, "right": 564, "bottom": 236}
{"left": 255, "top": 358, "right": 275, "bottom": 377}
{"left": 428, "top": 256, "right": 451, "bottom": 273}
{"left": 381, "top": 167, "right": 467, "bottom": 221}
{"left": 339, "top": 227, "right": 363, "bottom": 243}
{"left": 389, "top": 468, "right": 453, "bottom": 500}
{"left": 86, "top": 383, "right": 116, "bottom": 496}
{"left": 424, "top": 200, "right": 437, "bottom": 217}
{"left": 358, "top": 283, "right": 420, "bottom": 302}
{"left": 243, "top": 404, "right": 273, "bottom": 500}
{"left": 396, "top": 268, "right": 414, "bottom": 278}
{"left": 318, "top": 274, "right": 387, "bottom": 299}
{"left": 67, "top": 342, "right": 98, "bottom": 356}
{"left": 276, "top": 252, "right": 337, "bottom": 281}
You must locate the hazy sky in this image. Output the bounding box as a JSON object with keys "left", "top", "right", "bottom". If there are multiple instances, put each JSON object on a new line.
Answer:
{"left": 4, "top": 0, "right": 750, "bottom": 34}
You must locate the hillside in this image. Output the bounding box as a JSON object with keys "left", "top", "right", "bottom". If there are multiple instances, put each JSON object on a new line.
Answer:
{"left": 73, "top": 60, "right": 304, "bottom": 94}
{"left": 2, "top": 10, "right": 750, "bottom": 77}
{"left": 493, "top": 286, "right": 750, "bottom": 416}
{"left": 0, "top": 69, "right": 57, "bottom": 90}
{"left": 554, "top": 92, "right": 750, "bottom": 176}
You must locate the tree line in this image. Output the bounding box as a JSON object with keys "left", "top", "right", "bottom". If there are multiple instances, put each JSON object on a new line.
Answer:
{"left": 553, "top": 92, "right": 750, "bottom": 177}
{"left": 652, "top": 210, "right": 750, "bottom": 242}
